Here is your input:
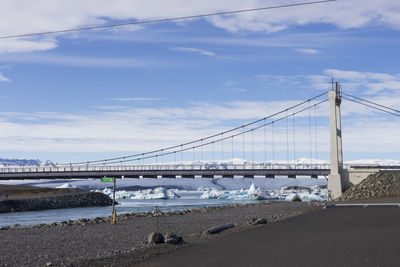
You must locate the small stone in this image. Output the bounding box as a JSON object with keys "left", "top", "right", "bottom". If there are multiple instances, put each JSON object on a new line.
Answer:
{"left": 164, "top": 232, "right": 183, "bottom": 244}
{"left": 147, "top": 232, "right": 164, "bottom": 245}
{"left": 291, "top": 195, "right": 302, "bottom": 202}
{"left": 250, "top": 217, "right": 268, "bottom": 226}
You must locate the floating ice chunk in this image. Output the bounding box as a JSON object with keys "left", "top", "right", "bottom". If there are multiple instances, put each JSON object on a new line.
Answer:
{"left": 200, "top": 189, "right": 225, "bottom": 199}
{"left": 96, "top": 187, "right": 179, "bottom": 200}
{"left": 247, "top": 183, "right": 266, "bottom": 200}
{"left": 199, "top": 183, "right": 327, "bottom": 202}
{"left": 200, "top": 183, "right": 267, "bottom": 200}
{"left": 197, "top": 186, "right": 216, "bottom": 192}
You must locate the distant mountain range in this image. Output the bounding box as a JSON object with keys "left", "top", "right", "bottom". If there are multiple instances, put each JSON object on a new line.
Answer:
{"left": 0, "top": 158, "right": 54, "bottom": 166}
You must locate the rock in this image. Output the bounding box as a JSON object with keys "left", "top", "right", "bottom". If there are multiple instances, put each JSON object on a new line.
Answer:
{"left": 147, "top": 232, "right": 164, "bottom": 245}
{"left": 207, "top": 223, "right": 235, "bottom": 234}
{"left": 291, "top": 195, "right": 302, "bottom": 202}
{"left": 250, "top": 217, "right": 268, "bottom": 226}
{"left": 164, "top": 232, "right": 183, "bottom": 244}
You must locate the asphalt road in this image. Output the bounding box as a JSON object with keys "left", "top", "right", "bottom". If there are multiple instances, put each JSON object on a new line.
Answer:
{"left": 136, "top": 206, "right": 400, "bottom": 267}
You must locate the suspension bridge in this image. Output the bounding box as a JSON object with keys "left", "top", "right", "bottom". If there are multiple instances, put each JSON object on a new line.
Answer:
{"left": 0, "top": 83, "right": 399, "bottom": 199}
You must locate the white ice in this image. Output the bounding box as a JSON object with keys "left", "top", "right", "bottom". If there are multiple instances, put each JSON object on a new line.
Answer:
{"left": 97, "top": 187, "right": 179, "bottom": 200}
{"left": 200, "top": 183, "right": 327, "bottom": 202}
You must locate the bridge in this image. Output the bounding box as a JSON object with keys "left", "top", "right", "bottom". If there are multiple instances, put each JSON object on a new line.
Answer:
{"left": 0, "top": 163, "right": 331, "bottom": 180}
{"left": 1, "top": 83, "right": 399, "bottom": 199}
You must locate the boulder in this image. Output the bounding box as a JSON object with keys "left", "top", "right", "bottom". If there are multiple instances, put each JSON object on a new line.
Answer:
{"left": 291, "top": 195, "right": 302, "bottom": 202}
{"left": 147, "top": 232, "right": 164, "bottom": 245}
{"left": 164, "top": 232, "right": 183, "bottom": 244}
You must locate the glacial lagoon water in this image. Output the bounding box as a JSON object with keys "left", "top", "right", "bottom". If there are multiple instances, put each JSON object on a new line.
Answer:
{"left": 0, "top": 177, "right": 327, "bottom": 227}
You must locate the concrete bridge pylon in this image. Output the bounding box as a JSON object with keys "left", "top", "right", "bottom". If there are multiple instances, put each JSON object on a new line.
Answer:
{"left": 328, "top": 83, "right": 344, "bottom": 200}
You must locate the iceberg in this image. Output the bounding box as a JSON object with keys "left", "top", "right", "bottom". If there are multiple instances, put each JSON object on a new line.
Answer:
{"left": 200, "top": 183, "right": 327, "bottom": 202}
{"left": 200, "top": 183, "right": 267, "bottom": 200}
{"left": 96, "top": 187, "right": 180, "bottom": 200}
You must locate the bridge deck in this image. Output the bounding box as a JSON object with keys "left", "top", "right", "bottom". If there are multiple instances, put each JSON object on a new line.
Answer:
{"left": 0, "top": 164, "right": 330, "bottom": 180}
{"left": 0, "top": 164, "right": 397, "bottom": 180}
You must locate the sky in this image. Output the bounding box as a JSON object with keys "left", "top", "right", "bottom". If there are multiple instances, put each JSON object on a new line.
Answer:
{"left": 0, "top": 0, "right": 399, "bottom": 164}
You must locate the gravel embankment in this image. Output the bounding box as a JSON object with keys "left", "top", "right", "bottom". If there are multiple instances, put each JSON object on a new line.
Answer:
{"left": 0, "top": 192, "right": 113, "bottom": 213}
{"left": 0, "top": 201, "right": 323, "bottom": 267}
{"left": 0, "top": 185, "right": 113, "bottom": 213}
{"left": 339, "top": 170, "right": 400, "bottom": 201}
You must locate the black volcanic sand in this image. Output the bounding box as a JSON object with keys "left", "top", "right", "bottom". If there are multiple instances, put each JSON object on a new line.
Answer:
{"left": 0, "top": 201, "right": 323, "bottom": 266}
{"left": 131, "top": 205, "right": 400, "bottom": 267}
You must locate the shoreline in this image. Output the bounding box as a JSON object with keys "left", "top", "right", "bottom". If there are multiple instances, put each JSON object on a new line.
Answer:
{"left": 0, "top": 201, "right": 323, "bottom": 266}
{"left": 0, "top": 200, "right": 318, "bottom": 230}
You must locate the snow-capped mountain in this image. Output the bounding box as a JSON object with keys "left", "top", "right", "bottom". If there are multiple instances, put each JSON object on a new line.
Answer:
{"left": 0, "top": 158, "right": 54, "bottom": 166}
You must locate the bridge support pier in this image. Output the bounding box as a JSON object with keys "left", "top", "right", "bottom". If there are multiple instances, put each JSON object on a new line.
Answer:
{"left": 328, "top": 84, "right": 344, "bottom": 200}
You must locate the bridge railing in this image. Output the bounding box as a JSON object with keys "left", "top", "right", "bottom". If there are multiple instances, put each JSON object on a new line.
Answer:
{"left": 0, "top": 163, "right": 332, "bottom": 173}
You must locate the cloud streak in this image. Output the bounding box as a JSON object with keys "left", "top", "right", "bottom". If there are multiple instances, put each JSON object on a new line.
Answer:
{"left": 0, "top": 53, "right": 152, "bottom": 68}
{"left": 170, "top": 47, "right": 216, "bottom": 57}
{"left": 0, "top": 72, "right": 10, "bottom": 82}
{"left": 295, "top": 48, "right": 321, "bottom": 55}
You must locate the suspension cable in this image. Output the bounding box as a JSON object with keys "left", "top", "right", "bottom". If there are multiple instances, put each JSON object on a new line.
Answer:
{"left": 251, "top": 129, "right": 254, "bottom": 164}
{"left": 59, "top": 92, "right": 329, "bottom": 166}
{"left": 342, "top": 93, "right": 400, "bottom": 114}
{"left": 314, "top": 104, "right": 318, "bottom": 162}
{"left": 77, "top": 99, "right": 329, "bottom": 165}
{"left": 221, "top": 133, "right": 224, "bottom": 162}
{"left": 292, "top": 114, "right": 296, "bottom": 162}
{"left": 201, "top": 139, "right": 203, "bottom": 162}
{"left": 342, "top": 97, "right": 400, "bottom": 117}
{"left": 308, "top": 101, "right": 312, "bottom": 163}
{"left": 286, "top": 109, "right": 289, "bottom": 163}
{"left": 264, "top": 118, "right": 267, "bottom": 163}
{"left": 242, "top": 126, "right": 245, "bottom": 162}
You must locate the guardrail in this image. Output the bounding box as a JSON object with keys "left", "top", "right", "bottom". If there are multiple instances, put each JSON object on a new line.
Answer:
{"left": 0, "top": 163, "right": 397, "bottom": 174}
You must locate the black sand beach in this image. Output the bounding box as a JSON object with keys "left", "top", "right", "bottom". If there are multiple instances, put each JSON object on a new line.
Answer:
{"left": 0, "top": 201, "right": 322, "bottom": 266}
{"left": 132, "top": 205, "right": 400, "bottom": 267}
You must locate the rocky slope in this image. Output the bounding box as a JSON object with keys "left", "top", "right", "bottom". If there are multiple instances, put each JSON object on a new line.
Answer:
{"left": 339, "top": 171, "right": 400, "bottom": 201}
{"left": 0, "top": 185, "right": 113, "bottom": 213}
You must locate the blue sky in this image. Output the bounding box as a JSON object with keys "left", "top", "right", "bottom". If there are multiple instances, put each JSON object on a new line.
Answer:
{"left": 0, "top": 0, "right": 399, "bottom": 163}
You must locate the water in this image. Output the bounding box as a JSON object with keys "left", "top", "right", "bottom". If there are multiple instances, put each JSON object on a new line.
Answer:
{"left": 0, "top": 191, "right": 261, "bottom": 227}
{"left": 0, "top": 177, "right": 327, "bottom": 227}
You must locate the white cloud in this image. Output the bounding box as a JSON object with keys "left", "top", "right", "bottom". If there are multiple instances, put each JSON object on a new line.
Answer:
{"left": 295, "top": 48, "right": 321, "bottom": 55}
{"left": 0, "top": 98, "right": 328, "bottom": 154}
{"left": 0, "top": 72, "right": 10, "bottom": 82}
{"left": 0, "top": 86, "right": 398, "bottom": 159}
{"left": 0, "top": 0, "right": 399, "bottom": 54}
{"left": 110, "top": 97, "right": 164, "bottom": 101}
{"left": 0, "top": 53, "right": 150, "bottom": 68}
{"left": 0, "top": 38, "right": 57, "bottom": 55}
{"left": 170, "top": 47, "right": 216, "bottom": 57}
{"left": 323, "top": 69, "right": 400, "bottom": 95}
